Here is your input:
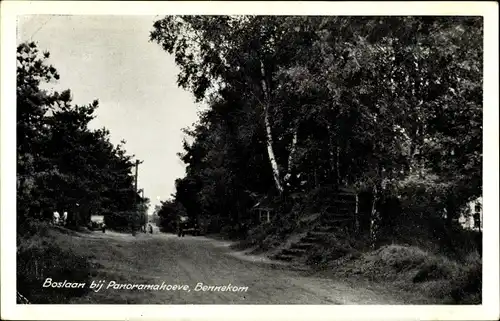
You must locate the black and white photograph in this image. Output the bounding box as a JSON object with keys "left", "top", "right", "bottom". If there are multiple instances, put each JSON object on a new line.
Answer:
{"left": 1, "top": 1, "right": 498, "bottom": 320}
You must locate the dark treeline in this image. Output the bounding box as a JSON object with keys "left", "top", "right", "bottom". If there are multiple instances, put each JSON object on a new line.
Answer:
{"left": 17, "top": 42, "right": 148, "bottom": 231}
{"left": 152, "top": 16, "right": 482, "bottom": 255}
{"left": 16, "top": 42, "right": 151, "bottom": 303}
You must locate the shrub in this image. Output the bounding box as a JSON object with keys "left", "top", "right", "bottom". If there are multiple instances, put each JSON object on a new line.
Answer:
{"left": 236, "top": 224, "right": 278, "bottom": 251}
{"left": 412, "top": 261, "right": 453, "bottom": 283}
{"left": 17, "top": 221, "right": 93, "bottom": 303}
{"left": 340, "top": 245, "right": 456, "bottom": 283}
{"left": 449, "top": 255, "right": 482, "bottom": 304}
{"left": 306, "top": 234, "right": 358, "bottom": 267}
{"left": 219, "top": 225, "right": 238, "bottom": 239}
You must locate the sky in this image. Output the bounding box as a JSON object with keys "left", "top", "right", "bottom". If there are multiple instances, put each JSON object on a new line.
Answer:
{"left": 17, "top": 15, "right": 205, "bottom": 215}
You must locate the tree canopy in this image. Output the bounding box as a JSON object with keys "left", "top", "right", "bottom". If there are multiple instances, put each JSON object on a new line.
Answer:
{"left": 151, "top": 16, "right": 482, "bottom": 243}
{"left": 17, "top": 42, "right": 148, "bottom": 230}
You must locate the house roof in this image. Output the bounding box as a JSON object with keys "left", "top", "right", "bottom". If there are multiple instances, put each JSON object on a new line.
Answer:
{"left": 252, "top": 196, "right": 274, "bottom": 210}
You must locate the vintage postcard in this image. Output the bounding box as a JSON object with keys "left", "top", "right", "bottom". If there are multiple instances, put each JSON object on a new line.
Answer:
{"left": 1, "top": 1, "right": 498, "bottom": 320}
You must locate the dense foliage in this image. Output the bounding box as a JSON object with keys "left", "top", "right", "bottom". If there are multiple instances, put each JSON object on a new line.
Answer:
{"left": 17, "top": 42, "right": 148, "bottom": 231}
{"left": 151, "top": 16, "right": 482, "bottom": 250}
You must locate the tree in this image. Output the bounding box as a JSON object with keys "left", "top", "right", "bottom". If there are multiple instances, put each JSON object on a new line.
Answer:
{"left": 17, "top": 42, "right": 141, "bottom": 230}
{"left": 157, "top": 199, "right": 186, "bottom": 233}
{"left": 151, "top": 17, "right": 482, "bottom": 245}
{"left": 151, "top": 16, "right": 325, "bottom": 196}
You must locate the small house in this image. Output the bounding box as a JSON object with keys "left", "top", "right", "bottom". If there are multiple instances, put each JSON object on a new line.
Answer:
{"left": 252, "top": 196, "right": 275, "bottom": 224}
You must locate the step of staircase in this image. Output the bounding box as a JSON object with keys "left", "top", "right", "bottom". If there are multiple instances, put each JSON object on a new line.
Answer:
{"left": 290, "top": 242, "right": 316, "bottom": 250}
{"left": 330, "top": 199, "right": 356, "bottom": 206}
{"left": 321, "top": 216, "right": 355, "bottom": 224}
{"left": 313, "top": 225, "right": 338, "bottom": 233}
{"left": 273, "top": 253, "right": 295, "bottom": 262}
{"left": 307, "top": 231, "right": 332, "bottom": 239}
{"left": 321, "top": 216, "right": 352, "bottom": 222}
{"left": 281, "top": 248, "right": 308, "bottom": 257}
{"left": 320, "top": 213, "right": 353, "bottom": 221}
{"left": 323, "top": 206, "right": 352, "bottom": 213}
{"left": 300, "top": 235, "right": 324, "bottom": 243}
{"left": 321, "top": 209, "right": 353, "bottom": 216}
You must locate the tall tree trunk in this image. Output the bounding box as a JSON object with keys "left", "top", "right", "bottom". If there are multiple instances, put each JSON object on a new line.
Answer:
{"left": 284, "top": 127, "right": 299, "bottom": 187}
{"left": 260, "top": 60, "right": 283, "bottom": 194}
{"left": 370, "top": 185, "right": 379, "bottom": 249}
{"left": 287, "top": 128, "right": 298, "bottom": 172}
{"left": 336, "top": 143, "right": 341, "bottom": 186}
{"left": 327, "top": 124, "right": 339, "bottom": 186}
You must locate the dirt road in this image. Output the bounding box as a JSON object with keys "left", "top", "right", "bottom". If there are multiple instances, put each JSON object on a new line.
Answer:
{"left": 68, "top": 231, "right": 407, "bottom": 304}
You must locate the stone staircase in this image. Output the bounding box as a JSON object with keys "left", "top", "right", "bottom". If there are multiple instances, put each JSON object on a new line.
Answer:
{"left": 272, "top": 191, "right": 357, "bottom": 263}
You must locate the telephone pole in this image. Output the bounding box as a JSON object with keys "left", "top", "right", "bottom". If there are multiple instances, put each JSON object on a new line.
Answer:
{"left": 134, "top": 159, "right": 143, "bottom": 197}
{"left": 133, "top": 159, "right": 143, "bottom": 233}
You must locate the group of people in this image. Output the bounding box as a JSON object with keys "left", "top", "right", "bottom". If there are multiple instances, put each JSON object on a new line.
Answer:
{"left": 141, "top": 223, "right": 154, "bottom": 234}
{"left": 52, "top": 211, "right": 68, "bottom": 226}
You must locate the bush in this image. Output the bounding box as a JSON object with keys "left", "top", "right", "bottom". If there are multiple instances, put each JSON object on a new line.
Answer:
{"left": 412, "top": 261, "right": 453, "bottom": 283}
{"left": 219, "top": 225, "right": 238, "bottom": 239}
{"left": 105, "top": 211, "right": 135, "bottom": 230}
{"left": 306, "top": 233, "right": 358, "bottom": 267}
{"left": 260, "top": 233, "right": 283, "bottom": 251}
{"left": 236, "top": 224, "right": 278, "bottom": 251}
{"left": 17, "top": 219, "right": 51, "bottom": 240}
{"left": 449, "top": 255, "right": 482, "bottom": 304}
{"left": 338, "top": 245, "right": 456, "bottom": 282}
{"left": 323, "top": 243, "right": 481, "bottom": 303}
{"left": 17, "top": 221, "right": 94, "bottom": 303}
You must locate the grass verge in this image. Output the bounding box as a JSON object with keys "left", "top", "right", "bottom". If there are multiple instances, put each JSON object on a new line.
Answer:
{"left": 313, "top": 243, "right": 481, "bottom": 304}
{"left": 16, "top": 220, "right": 97, "bottom": 303}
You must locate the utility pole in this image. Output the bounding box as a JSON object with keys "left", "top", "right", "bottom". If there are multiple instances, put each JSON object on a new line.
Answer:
{"left": 134, "top": 159, "right": 143, "bottom": 198}
{"left": 133, "top": 159, "right": 143, "bottom": 233}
